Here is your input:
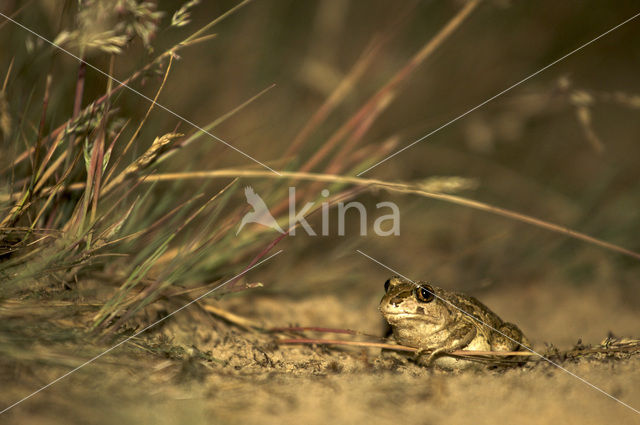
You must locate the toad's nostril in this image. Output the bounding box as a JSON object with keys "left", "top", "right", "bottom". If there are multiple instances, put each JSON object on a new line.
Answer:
{"left": 391, "top": 296, "right": 404, "bottom": 306}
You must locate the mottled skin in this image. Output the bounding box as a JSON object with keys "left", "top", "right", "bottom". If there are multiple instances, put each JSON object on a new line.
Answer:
{"left": 379, "top": 276, "right": 530, "bottom": 370}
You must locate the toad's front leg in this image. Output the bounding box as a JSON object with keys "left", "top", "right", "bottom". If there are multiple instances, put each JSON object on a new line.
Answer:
{"left": 415, "top": 324, "right": 477, "bottom": 366}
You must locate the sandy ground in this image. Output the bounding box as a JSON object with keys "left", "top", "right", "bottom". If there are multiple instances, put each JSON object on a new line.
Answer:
{"left": 2, "top": 279, "right": 639, "bottom": 425}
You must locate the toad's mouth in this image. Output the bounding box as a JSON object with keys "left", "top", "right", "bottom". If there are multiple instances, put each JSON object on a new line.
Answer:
{"left": 381, "top": 311, "right": 440, "bottom": 324}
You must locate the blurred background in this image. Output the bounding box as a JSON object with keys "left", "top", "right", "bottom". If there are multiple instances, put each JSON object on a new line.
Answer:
{"left": 2, "top": 0, "right": 640, "bottom": 341}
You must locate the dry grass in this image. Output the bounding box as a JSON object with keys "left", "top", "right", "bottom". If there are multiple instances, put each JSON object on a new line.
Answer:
{"left": 0, "top": 0, "right": 487, "bottom": 347}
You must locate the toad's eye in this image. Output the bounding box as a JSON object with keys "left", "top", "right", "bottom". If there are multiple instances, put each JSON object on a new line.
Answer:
{"left": 415, "top": 285, "right": 435, "bottom": 303}
{"left": 384, "top": 279, "right": 391, "bottom": 292}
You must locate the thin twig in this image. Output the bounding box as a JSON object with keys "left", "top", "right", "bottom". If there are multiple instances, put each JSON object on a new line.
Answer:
{"left": 277, "top": 338, "right": 535, "bottom": 357}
